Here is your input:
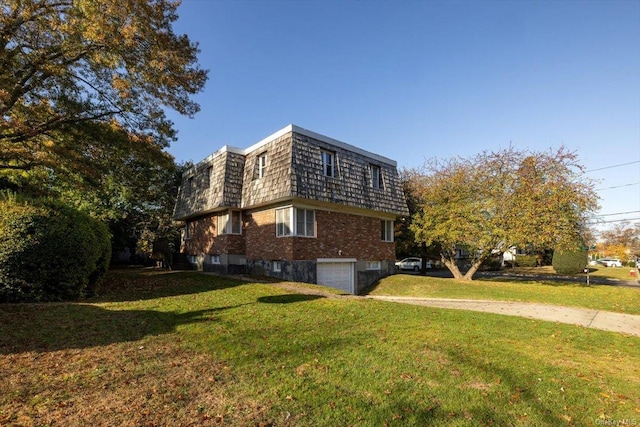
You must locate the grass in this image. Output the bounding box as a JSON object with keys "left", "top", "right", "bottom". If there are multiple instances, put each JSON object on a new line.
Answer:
{"left": 1, "top": 268, "right": 639, "bottom": 426}
{"left": 508, "top": 265, "right": 639, "bottom": 282}
{"left": 369, "top": 271, "right": 640, "bottom": 315}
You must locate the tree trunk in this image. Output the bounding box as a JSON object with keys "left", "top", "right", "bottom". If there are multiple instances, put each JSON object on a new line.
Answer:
{"left": 441, "top": 256, "right": 465, "bottom": 279}
{"left": 462, "top": 259, "right": 484, "bottom": 281}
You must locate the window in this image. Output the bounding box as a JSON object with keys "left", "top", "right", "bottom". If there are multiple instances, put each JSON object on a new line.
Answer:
{"left": 258, "top": 152, "right": 267, "bottom": 178}
{"left": 370, "top": 165, "right": 383, "bottom": 189}
{"left": 272, "top": 261, "right": 281, "bottom": 272}
{"left": 381, "top": 220, "right": 394, "bottom": 242}
{"left": 276, "top": 207, "right": 292, "bottom": 237}
{"left": 184, "top": 221, "right": 192, "bottom": 240}
{"left": 321, "top": 150, "right": 335, "bottom": 177}
{"left": 186, "top": 177, "right": 194, "bottom": 195}
{"left": 209, "top": 254, "right": 220, "bottom": 265}
{"left": 295, "top": 209, "right": 315, "bottom": 237}
{"left": 366, "top": 261, "right": 381, "bottom": 270}
{"left": 204, "top": 166, "right": 212, "bottom": 188}
{"left": 276, "top": 207, "right": 316, "bottom": 237}
{"left": 218, "top": 210, "right": 242, "bottom": 235}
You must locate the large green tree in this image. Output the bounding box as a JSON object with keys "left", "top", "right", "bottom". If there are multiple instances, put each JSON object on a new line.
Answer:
{"left": 0, "top": 0, "right": 207, "bottom": 181}
{"left": 409, "top": 147, "right": 599, "bottom": 280}
{"left": 1, "top": 0, "right": 207, "bottom": 259}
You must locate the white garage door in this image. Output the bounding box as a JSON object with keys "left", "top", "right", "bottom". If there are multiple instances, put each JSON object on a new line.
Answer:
{"left": 317, "top": 259, "right": 355, "bottom": 294}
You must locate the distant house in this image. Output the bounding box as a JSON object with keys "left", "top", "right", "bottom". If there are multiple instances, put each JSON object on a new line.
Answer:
{"left": 173, "top": 125, "right": 409, "bottom": 294}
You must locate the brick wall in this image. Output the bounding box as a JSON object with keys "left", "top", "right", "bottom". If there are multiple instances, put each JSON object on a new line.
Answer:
{"left": 244, "top": 207, "right": 395, "bottom": 262}
{"left": 244, "top": 209, "right": 293, "bottom": 260}
{"left": 182, "top": 213, "right": 245, "bottom": 255}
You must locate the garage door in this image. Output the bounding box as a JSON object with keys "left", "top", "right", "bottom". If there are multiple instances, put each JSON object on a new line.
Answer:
{"left": 317, "top": 259, "right": 355, "bottom": 294}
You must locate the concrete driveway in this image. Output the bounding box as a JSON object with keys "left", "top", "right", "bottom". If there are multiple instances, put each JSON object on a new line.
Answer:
{"left": 366, "top": 295, "right": 640, "bottom": 337}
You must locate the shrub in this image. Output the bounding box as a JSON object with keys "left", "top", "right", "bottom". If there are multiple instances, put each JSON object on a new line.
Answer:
{"left": 480, "top": 256, "right": 502, "bottom": 271}
{"left": 0, "top": 194, "right": 111, "bottom": 302}
{"left": 552, "top": 248, "right": 588, "bottom": 275}
{"left": 515, "top": 254, "right": 538, "bottom": 267}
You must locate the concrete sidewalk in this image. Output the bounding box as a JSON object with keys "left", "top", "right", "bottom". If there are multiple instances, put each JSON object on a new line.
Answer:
{"left": 366, "top": 296, "right": 640, "bottom": 337}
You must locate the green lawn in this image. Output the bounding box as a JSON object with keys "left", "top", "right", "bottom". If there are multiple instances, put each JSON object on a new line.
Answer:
{"left": 369, "top": 272, "right": 640, "bottom": 315}
{"left": 1, "top": 269, "right": 639, "bottom": 426}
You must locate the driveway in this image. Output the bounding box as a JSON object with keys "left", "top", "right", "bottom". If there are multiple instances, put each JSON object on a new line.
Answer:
{"left": 366, "top": 296, "right": 640, "bottom": 337}
{"left": 397, "top": 269, "right": 640, "bottom": 288}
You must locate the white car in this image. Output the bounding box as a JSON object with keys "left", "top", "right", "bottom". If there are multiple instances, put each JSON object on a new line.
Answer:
{"left": 395, "top": 257, "right": 432, "bottom": 271}
{"left": 598, "top": 258, "right": 622, "bottom": 268}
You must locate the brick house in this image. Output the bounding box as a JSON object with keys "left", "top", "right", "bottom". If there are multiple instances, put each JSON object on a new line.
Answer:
{"left": 173, "top": 124, "right": 409, "bottom": 294}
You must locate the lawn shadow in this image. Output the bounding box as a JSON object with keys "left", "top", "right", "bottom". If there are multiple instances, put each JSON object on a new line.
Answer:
{"left": 89, "top": 268, "right": 246, "bottom": 303}
{"left": 0, "top": 302, "right": 250, "bottom": 354}
{"left": 257, "top": 294, "right": 325, "bottom": 304}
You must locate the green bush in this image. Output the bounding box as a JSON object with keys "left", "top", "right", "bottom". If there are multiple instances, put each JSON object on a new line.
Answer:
{"left": 552, "top": 248, "right": 588, "bottom": 275}
{"left": 0, "top": 194, "right": 111, "bottom": 302}
{"left": 515, "top": 254, "right": 538, "bottom": 267}
{"left": 480, "top": 256, "right": 503, "bottom": 271}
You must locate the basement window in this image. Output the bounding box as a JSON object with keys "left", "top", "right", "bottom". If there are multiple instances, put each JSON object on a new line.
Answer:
{"left": 272, "top": 261, "right": 282, "bottom": 272}
{"left": 366, "top": 261, "right": 381, "bottom": 270}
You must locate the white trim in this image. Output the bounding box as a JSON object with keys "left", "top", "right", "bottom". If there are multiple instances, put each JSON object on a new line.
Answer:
{"left": 186, "top": 124, "right": 398, "bottom": 179}
{"left": 290, "top": 125, "right": 397, "bottom": 167}
{"left": 317, "top": 258, "right": 357, "bottom": 263}
{"left": 244, "top": 125, "right": 294, "bottom": 155}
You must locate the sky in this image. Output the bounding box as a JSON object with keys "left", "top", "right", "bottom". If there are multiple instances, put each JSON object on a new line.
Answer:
{"left": 165, "top": 0, "right": 640, "bottom": 234}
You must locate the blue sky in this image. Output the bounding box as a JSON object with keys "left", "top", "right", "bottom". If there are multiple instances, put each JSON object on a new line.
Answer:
{"left": 166, "top": 0, "right": 640, "bottom": 232}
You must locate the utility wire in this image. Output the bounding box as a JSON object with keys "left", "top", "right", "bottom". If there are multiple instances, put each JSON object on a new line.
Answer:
{"left": 586, "top": 160, "right": 640, "bottom": 173}
{"left": 592, "top": 217, "right": 640, "bottom": 224}
{"left": 596, "top": 182, "right": 640, "bottom": 191}
{"left": 595, "top": 210, "right": 640, "bottom": 217}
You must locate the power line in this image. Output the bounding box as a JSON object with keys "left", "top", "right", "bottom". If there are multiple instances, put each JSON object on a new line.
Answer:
{"left": 596, "top": 182, "right": 640, "bottom": 191}
{"left": 595, "top": 210, "right": 640, "bottom": 217}
{"left": 590, "top": 217, "right": 640, "bottom": 225}
{"left": 586, "top": 160, "right": 640, "bottom": 173}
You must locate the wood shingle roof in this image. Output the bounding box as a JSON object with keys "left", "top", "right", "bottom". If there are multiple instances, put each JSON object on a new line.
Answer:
{"left": 173, "top": 125, "right": 409, "bottom": 221}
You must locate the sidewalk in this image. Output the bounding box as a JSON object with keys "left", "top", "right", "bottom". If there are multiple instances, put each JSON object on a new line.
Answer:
{"left": 366, "top": 296, "right": 640, "bottom": 337}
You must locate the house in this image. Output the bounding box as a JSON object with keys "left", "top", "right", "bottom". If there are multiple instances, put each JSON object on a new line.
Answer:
{"left": 173, "top": 124, "right": 409, "bottom": 294}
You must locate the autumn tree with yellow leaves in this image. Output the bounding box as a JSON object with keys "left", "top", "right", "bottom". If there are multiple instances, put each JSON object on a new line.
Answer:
{"left": 407, "top": 147, "right": 600, "bottom": 280}
{"left": 0, "top": 0, "right": 207, "bottom": 186}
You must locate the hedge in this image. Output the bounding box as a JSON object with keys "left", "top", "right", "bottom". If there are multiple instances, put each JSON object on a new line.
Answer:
{"left": 0, "top": 194, "right": 111, "bottom": 302}
{"left": 552, "top": 247, "right": 588, "bottom": 275}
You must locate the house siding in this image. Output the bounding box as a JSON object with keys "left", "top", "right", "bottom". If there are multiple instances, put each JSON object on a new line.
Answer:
{"left": 173, "top": 125, "right": 408, "bottom": 294}
{"left": 243, "top": 207, "right": 395, "bottom": 292}
{"left": 290, "top": 133, "right": 408, "bottom": 215}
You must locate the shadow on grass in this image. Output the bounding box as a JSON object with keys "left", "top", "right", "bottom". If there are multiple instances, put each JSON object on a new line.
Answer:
{"left": 89, "top": 268, "right": 246, "bottom": 303}
{"left": 0, "top": 302, "right": 250, "bottom": 354}
{"left": 257, "top": 294, "right": 325, "bottom": 304}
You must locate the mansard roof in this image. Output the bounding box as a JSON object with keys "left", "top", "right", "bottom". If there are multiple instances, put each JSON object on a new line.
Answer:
{"left": 173, "top": 125, "right": 409, "bottom": 221}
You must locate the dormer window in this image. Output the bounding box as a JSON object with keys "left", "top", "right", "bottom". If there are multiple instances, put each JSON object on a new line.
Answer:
{"left": 321, "top": 150, "right": 335, "bottom": 177}
{"left": 258, "top": 152, "right": 267, "bottom": 178}
{"left": 204, "top": 166, "right": 212, "bottom": 188}
{"left": 370, "top": 164, "right": 383, "bottom": 189}
{"left": 187, "top": 177, "right": 194, "bottom": 195}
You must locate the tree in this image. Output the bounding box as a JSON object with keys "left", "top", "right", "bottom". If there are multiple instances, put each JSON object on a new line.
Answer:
{"left": 598, "top": 221, "right": 640, "bottom": 263}
{"left": 396, "top": 168, "right": 441, "bottom": 273}
{"left": 1, "top": 0, "right": 207, "bottom": 262}
{"left": 409, "top": 147, "right": 599, "bottom": 280}
{"left": 0, "top": 0, "right": 207, "bottom": 182}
